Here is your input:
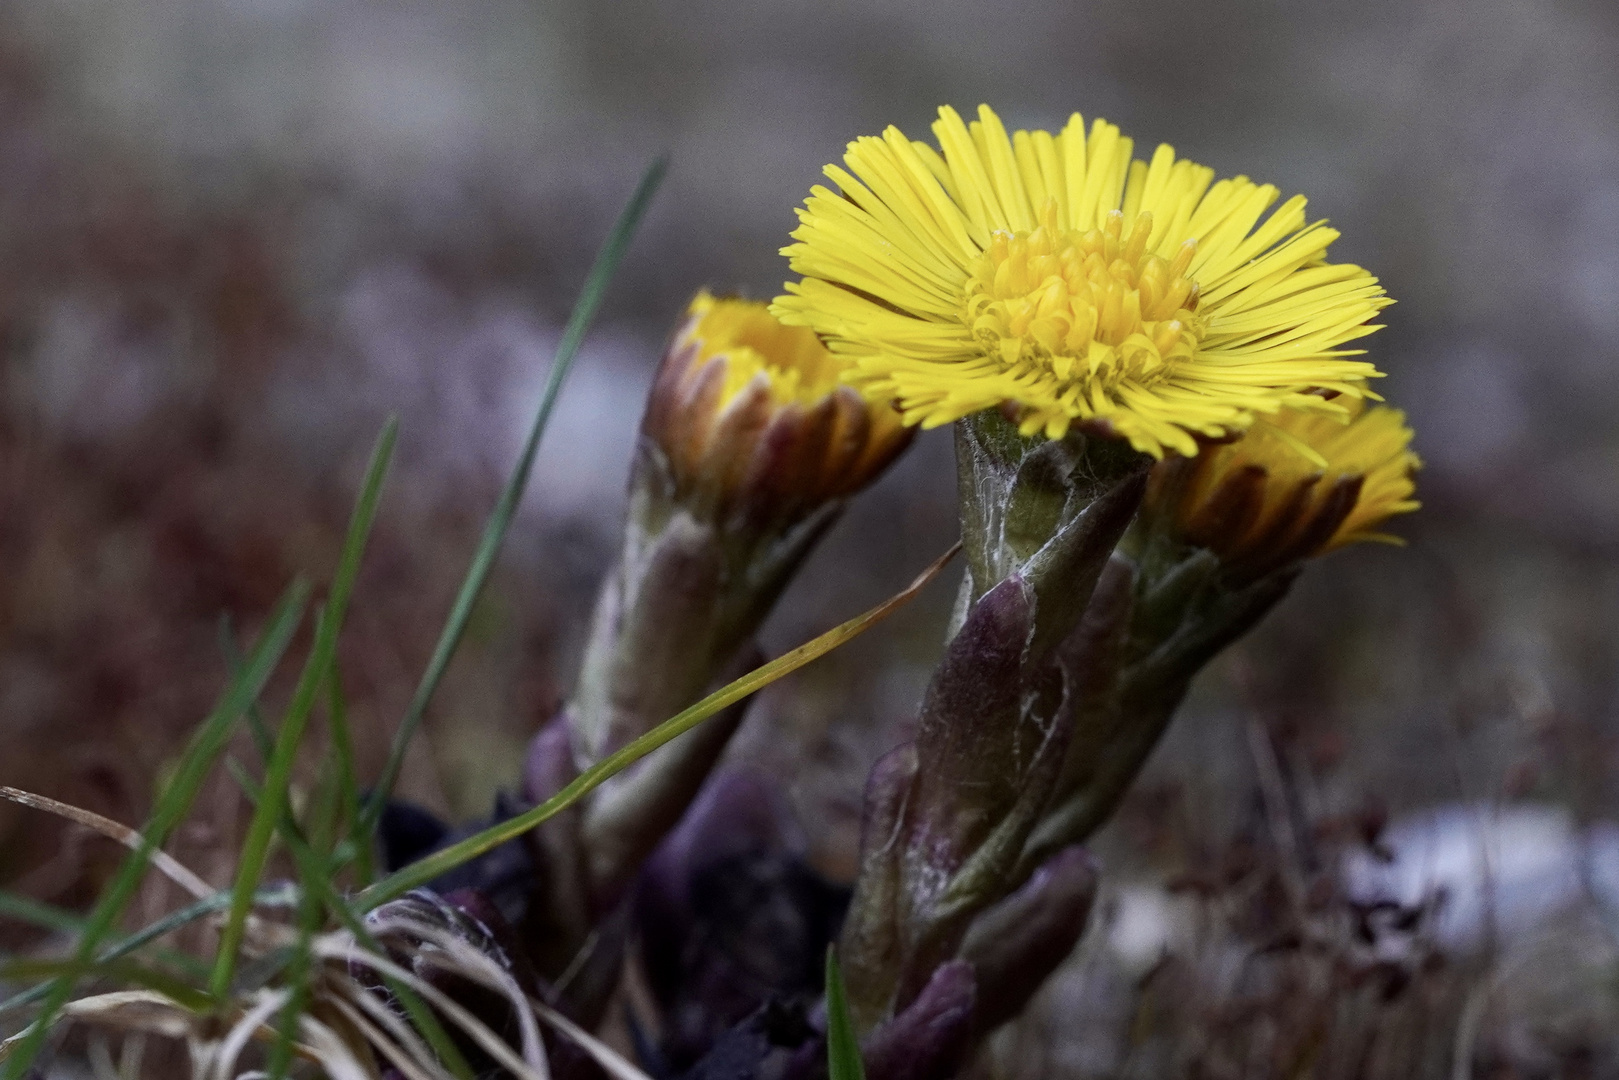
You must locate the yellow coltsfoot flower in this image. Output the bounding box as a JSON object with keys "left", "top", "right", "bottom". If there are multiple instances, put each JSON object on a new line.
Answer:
{"left": 1147, "top": 398, "right": 1421, "bottom": 578}
{"left": 645, "top": 289, "right": 912, "bottom": 524}
{"left": 773, "top": 105, "right": 1391, "bottom": 458}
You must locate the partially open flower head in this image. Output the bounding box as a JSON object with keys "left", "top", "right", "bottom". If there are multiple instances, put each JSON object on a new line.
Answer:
{"left": 643, "top": 290, "right": 912, "bottom": 524}
{"left": 1146, "top": 398, "right": 1420, "bottom": 579}
{"left": 774, "top": 105, "right": 1391, "bottom": 458}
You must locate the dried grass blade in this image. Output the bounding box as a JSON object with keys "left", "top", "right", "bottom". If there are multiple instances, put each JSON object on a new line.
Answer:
{"left": 526, "top": 995, "right": 654, "bottom": 1080}
{"left": 0, "top": 788, "right": 211, "bottom": 900}
{"left": 364, "top": 915, "right": 548, "bottom": 1076}
{"left": 0, "top": 578, "right": 310, "bottom": 1080}
{"left": 207, "top": 987, "right": 291, "bottom": 1080}
{"left": 292, "top": 1007, "right": 385, "bottom": 1080}
{"left": 312, "top": 937, "right": 550, "bottom": 1080}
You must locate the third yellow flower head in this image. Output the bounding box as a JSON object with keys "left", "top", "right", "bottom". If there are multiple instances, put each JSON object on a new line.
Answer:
{"left": 773, "top": 105, "right": 1391, "bottom": 458}
{"left": 1146, "top": 399, "right": 1421, "bottom": 580}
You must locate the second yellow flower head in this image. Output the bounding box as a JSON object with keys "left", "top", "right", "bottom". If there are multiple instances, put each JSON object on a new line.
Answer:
{"left": 643, "top": 290, "right": 911, "bottom": 523}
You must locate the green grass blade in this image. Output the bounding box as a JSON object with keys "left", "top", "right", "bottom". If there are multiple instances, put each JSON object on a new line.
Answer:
{"left": 307, "top": 724, "right": 345, "bottom": 859}
{"left": 219, "top": 669, "right": 363, "bottom": 878}
{"left": 0, "top": 892, "right": 84, "bottom": 937}
{"left": 0, "top": 958, "right": 212, "bottom": 1015}
{"left": 218, "top": 616, "right": 276, "bottom": 765}
{"left": 0, "top": 892, "right": 208, "bottom": 987}
{"left": 225, "top": 756, "right": 264, "bottom": 805}
{"left": 240, "top": 696, "right": 470, "bottom": 1079}
{"left": 212, "top": 418, "right": 397, "bottom": 999}
{"left": 0, "top": 887, "right": 295, "bottom": 1018}
{"left": 824, "top": 947, "right": 866, "bottom": 1080}
{"left": 361, "top": 156, "right": 668, "bottom": 835}
{"left": 261, "top": 702, "right": 354, "bottom": 1076}
{"left": 359, "top": 543, "right": 957, "bottom": 910}
{"left": 324, "top": 668, "right": 372, "bottom": 884}
{"left": 330, "top": 417, "right": 399, "bottom": 623}
{"left": 263, "top": 834, "right": 332, "bottom": 1080}
{"left": 209, "top": 604, "right": 328, "bottom": 997}
{"left": 0, "top": 583, "right": 309, "bottom": 1079}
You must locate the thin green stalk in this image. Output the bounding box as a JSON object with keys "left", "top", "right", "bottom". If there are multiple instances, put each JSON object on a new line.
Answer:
{"left": 825, "top": 948, "right": 866, "bottom": 1080}
{"left": 360, "top": 543, "right": 957, "bottom": 910}
{"left": 215, "top": 654, "right": 359, "bottom": 1079}
{"left": 221, "top": 665, "right": 365, "bottom": 879}
{"left": 226, "top": 702, "right": 471, "bottom": 1080}
{"left": 0, "top": 582, "right": 308, "bottom": 1080}
{"left": 224, "top": 757, "right": 264, "bottom": 805}
{"left": 263, "top": 721, "right": 352, "bottom": 1078}
{"left": 211, "top": 419, "right": 396, "bottom": 999}
{"left": 205, "top": 686, "right": 367, "bottom": 1077}
{"left": 210, "top": 601, "right": 330, "bottom": 998}
{"left": 361, "top": 156, "right": 668, "bottom": 835}
{"left": 307, "top": 723, "right": 346, "bottom": 860}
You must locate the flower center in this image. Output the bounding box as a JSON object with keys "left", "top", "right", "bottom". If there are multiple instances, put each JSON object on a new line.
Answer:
{"left": 963, "top": 202, "right": 1204, "bottom": 390}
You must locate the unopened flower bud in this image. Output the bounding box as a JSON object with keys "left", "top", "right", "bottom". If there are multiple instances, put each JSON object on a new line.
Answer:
{"left": 642, "top": 289, "right": 912, "bottom": 530}
{"left": 1023, "top": 400, "right": 1420, "bottom": 871}
{"left": 566, "top": 291, "right": 912, "bottom": 908}
{"left": 1143, "top": 399, "right": 1420, "bottom": 581}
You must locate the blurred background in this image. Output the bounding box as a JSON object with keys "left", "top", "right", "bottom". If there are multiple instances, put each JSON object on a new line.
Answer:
{"left": 3, "top": 0, "right": 1619, "bottom": 1074}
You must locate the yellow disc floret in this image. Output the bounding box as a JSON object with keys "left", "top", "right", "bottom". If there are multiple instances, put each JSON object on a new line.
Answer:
{"left": 965, "top": 203, "right": 1201, "bottom": 399}
{"left": 773, "top": 104, "right": 1392, "bottom": 458}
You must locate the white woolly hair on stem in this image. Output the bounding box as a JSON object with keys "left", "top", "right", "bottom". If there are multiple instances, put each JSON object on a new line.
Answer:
{"left": 361, "top": 913, "right": 549, "bottom": 1075}
{"left": 312, "top": 933, "right": 551, "bottom": 1080}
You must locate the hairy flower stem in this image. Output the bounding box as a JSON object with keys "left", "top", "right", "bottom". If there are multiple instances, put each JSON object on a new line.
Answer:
{"left": 559, "top": 294, "right": 910, "bottom": 921}
{"left": 1019, "top": 544, "right": 1298, "bottom": 877}
{"left": 950, "top": 411, "right": 1148, "bottom": 644}
{"left": 839, "top": 410, "right": 1146, "bottom": 1033}
{"left": 567, "top": 441, "right": 839, "bottom": 907}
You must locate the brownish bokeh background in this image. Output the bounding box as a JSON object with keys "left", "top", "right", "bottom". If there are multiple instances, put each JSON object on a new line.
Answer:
{"left": 3, "top": 1, "right": 1619, "bottom": 1074}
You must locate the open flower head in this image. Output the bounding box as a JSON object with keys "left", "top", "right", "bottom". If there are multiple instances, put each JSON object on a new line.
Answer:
{"left": 1147, "top": 398, "right": 1420, "bottom": 578}
{"left": 773, "top": 105, "right": 1391, "bottom": 458}
{"left": 642, "top": 290, "right": 912, "bottom": 523}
